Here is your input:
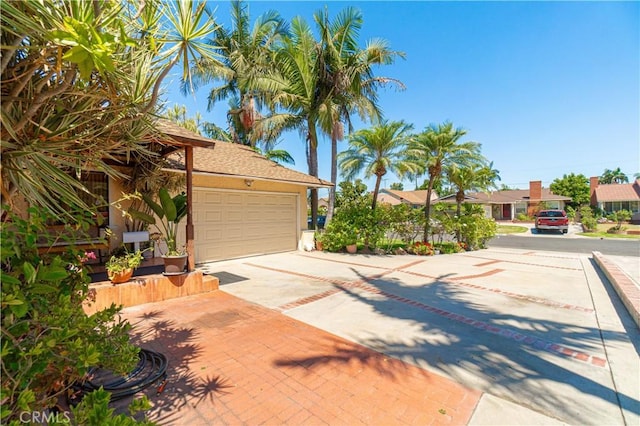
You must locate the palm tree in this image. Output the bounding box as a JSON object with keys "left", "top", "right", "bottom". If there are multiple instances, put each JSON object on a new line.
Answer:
{"left": 314, "top": 7, "right": 405, "bottom": 224}
{"left": 258, "top": 16, "right": 327, "bottom": 228}
{"left": 600, "top": 168, "right": 629, "bottom": 184}
{"left": 445, "top": 161, "right": 500, "bottom": 241}
{"left": 1, "top": 0, "right": 220, "bottom": 217}
{"left": 339, "top": 121, "right": 414, "bottom": 210}
{"left": 188, "top": 0, "right": 288, "bottom": 148}
{"left": 406, "top": 122, "right": 481, "bottom": 242}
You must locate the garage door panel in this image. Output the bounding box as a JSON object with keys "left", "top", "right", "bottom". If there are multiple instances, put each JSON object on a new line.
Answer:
{"left": 193, "top": 189, "right": 298, "bottom": 263}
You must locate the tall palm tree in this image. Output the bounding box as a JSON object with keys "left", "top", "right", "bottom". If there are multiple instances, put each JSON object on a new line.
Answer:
{"left": 259, "top": 16, "right": 327, "bottom": 228}
{"left": 406, "top": 122, "right": 481, "bottom": 242}
{"left": 600, "top": 168, "right": 629, "bottom": 184}
{"left": 339, "top": 120, "right": 414, "bottom": 210}
{"left": 188, "top": 0, "right": 288, "bottom": 148}
{"left": 314, "top": 7, "right": 405, "bottom": 224}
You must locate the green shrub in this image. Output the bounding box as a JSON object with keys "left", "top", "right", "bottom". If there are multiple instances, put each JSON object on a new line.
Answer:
{"left": 579, "top": 206, "right": 598, "bottom": 232}
{"left": 516, "top": 213, "right": 533, "bottom": 221}
{"left": 434, "top": 242, "right": 464, "bottom": 254}
{"left": 1, "top": 206, "right": 142, "bottom": 423}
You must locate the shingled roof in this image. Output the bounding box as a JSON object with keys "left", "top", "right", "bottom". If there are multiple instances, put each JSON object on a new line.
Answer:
{"left": 594, "top": 180, "right": 640, "bottom": 202}
{"left": 165, "top": 142, "right": 331, "bottom": 188}
{"left": 436, "top": 188, "right": 571, "bottom": 203}
{"left": 153, "top": 119, "right": 330, "bottom": 187}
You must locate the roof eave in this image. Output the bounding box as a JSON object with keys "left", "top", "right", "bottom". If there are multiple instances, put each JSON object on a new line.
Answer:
{"left": 162, "top": 168, "right": 333, "bottom": 188}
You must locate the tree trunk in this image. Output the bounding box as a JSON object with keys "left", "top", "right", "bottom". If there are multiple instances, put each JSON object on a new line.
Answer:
{"left": 307, "top": 120, "right": 319, "bottom": 229}
{"left": 326, "top": 135, "right": 337, "bottom": 225}
{"left": 372, "top": 174, "right": 383, "bottom": 210}
{"left": 423, "top": 178, "right": 435, "bottom": 242}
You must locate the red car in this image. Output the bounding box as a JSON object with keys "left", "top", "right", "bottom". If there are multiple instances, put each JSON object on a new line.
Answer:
{"left": 535, "top": 210, "right": 569, "bottom": 234}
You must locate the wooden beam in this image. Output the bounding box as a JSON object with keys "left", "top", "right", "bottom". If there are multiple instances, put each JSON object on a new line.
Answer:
{"left": 185, "top": 146, "right": 195, "bottom": 271}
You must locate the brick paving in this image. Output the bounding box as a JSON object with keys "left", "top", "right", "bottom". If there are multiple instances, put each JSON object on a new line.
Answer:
{"left": 120, "top": 291, "right": 481, "bottom": 425}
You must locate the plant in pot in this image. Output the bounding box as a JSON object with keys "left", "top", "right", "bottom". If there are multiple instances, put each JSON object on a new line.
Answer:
{"left": 105, "top": 249, "right": 144, "bottom": 284}
{"left": 130, "top": 188, "right": 188, "bottom": 275}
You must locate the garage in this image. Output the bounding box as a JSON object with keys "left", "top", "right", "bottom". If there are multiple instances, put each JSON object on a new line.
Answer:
{"left": 193, "top": 188, "right": 299, "bottom": 263}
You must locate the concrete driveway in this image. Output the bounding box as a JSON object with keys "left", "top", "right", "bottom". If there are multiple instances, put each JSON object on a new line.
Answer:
{"left": 199, "top": 248, "right": 639, "bottom": 425}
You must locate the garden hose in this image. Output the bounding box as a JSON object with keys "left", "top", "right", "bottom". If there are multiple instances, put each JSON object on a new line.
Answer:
{"left": 69, "top": 348, "right": 168, "bottom": 404}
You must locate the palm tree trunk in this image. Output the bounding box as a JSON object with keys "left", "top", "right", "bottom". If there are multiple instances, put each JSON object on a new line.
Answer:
{"left": 326, "top": 135, "right": 337, "bottom": 224}
{"left": 308, "top": 120, "right": 319, "bottom": 229}
{"left": 423, "top": 178, "right": 435, "bottom": 242}
{"left": 372, "top": 174, "right": 382, "bottom": 210}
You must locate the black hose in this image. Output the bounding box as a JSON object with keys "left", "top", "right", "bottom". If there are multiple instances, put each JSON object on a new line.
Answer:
{"left": 69, "top": 348, "right": 168, "bottom": 404}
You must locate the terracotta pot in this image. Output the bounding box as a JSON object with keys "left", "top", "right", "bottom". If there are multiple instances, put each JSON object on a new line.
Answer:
{"left": 315, "top": 241, "right": 323, "bottom": 251}
{"left": 108, "top": 268, "right": 133, "bottom": 284}
{"left": 346, "top": 244, "right": 357, "bottom": 254}
{"left": 162, "top": 254, "right": 188, "bottom": 275}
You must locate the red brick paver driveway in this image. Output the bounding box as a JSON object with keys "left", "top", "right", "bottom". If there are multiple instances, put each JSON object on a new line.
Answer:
{"left": 121, "top": 291, "right": 481, "bottom": 425}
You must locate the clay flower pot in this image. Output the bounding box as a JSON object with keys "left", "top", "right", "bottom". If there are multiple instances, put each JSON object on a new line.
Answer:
{"left": 108, "top": 268, "right": 133, "bottom": 284}
{"left": 346, "top": 244, "right": 357, "bottom": 254}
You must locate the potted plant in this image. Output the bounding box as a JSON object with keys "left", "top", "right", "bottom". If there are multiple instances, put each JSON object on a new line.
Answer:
{"left": 105, "top": 249, "right": 144, "bottom": 284}
{"left": 130, "top": 188, "right": 188, "bottom": 275}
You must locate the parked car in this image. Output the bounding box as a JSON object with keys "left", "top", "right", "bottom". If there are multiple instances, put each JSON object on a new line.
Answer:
{"left": 307, "top": 215, "right": 326, "bottom": 229}
{"left": 535, "top": 210, "right": 569, "bottom": 234}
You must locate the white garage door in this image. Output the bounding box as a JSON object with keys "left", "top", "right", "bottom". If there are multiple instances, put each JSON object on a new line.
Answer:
{"left": 193, "top": 189, "right": 298, "bottom": 263}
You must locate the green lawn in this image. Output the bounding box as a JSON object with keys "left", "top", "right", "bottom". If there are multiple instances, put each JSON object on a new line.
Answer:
{"left": 496, "top": 224, "right": 529, "bottom": 234}
{"left": 580, "top": 222, "right": 640, "bottom": 239}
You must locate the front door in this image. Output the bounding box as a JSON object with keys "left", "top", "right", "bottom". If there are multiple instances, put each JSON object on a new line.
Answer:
{"left": 502, "top": 204, "right": 511, "bottom": 220}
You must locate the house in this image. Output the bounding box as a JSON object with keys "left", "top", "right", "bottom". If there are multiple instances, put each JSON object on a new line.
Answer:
{"left": 37, "top": 120, "right": 331, "bottom": 265}
{"left": 435, "top": 181, "right": 571, "bottom": 220}
{"left": 377, "top": 189, "right": 438, "bottom": 208}
{"left": 590, "top": 177, "right": 640, "bottom": 222}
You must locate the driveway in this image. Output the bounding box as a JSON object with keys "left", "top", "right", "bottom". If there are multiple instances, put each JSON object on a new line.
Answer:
{"left": 198, "top": 248, "right": 639, "bottom": 425}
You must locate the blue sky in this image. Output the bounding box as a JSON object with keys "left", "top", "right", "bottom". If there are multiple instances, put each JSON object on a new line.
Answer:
{"left": 165, "top": 1, "right": 639, "bottom": 192}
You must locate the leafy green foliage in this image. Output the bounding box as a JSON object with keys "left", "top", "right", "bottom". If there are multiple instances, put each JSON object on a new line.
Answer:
{"left": 130, "top": 189, "right": 187, "bottom": 255}
{"left": 1, "top": 206, "right": 139, "bottom": 423}
{"left": 105, "top": 250, "right": 144, "bottom": 275}
{"left": 606, "top": 209, "right": 631, "bottom": 233}
{"left": 550, "top": 173, "right": 590, "bottom": 207}
{"left": 579, "top": 206, "right": 598, "bottom": 232}
{"left": 71, "top": 388, "right": 154, "bottom": 426}
{"left": 600, "top": 168, "right": 629, "bottom": 184}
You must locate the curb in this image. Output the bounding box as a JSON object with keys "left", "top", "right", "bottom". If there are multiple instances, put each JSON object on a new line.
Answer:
{"left": 592, "top": 251, "right": 640, "bottom": 330}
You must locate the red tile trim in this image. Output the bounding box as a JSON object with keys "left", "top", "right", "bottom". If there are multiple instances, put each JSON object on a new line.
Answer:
{"left": 246, "top": 263, "right": 605, "bottom": 368}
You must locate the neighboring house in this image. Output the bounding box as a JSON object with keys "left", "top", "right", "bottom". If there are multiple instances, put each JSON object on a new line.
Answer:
{"left": 377, "top": 189, "right": 438, "bottom": 208}
{"left": 435, "top": 181, "right": 571, "bottom": 220}
{"left": 590, "top": 177, "right": 640, "bottom": 222}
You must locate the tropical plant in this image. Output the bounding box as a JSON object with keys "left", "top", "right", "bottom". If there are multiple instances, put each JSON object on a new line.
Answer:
{"left": 445, "top": 161, "right": 500, "bottom": 242}
{"left": 390, "top": 182, "right": 404, "bottom": 190}
{"left": 189, "top": 0, "right": 288, "bottom": 148}
{"left": 313, "top": 6, "right": 405, "bottom": 224}
{"left": 130, "top": 189, "right": 187, "bottom": 256}
{"left": 600, "top": 168, "right": 629, "bottom": 184}
{"left": 405, "top": 122, "right": 482, "bottom": 242}
{"left": 1, "top": 0, "right": 220, "bottom": 217}
{"left": 339, "top": 120, "right": 414, "bottom": 210}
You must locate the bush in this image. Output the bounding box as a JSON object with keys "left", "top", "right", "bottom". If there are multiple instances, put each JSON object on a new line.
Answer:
{"left": 1, "top": 206, "right": 143, "bottom": 423}
{"left": 434, "top": 242, "right": 465, "bottom": 254}
{"left": 516, "top": 213, "right": 533, "bottom": 221}
{"left": 407, "top": 241, "right": 435, "bottom": 256}
{"left": 579, "top": 206, "right": 598, "bottom": 232}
